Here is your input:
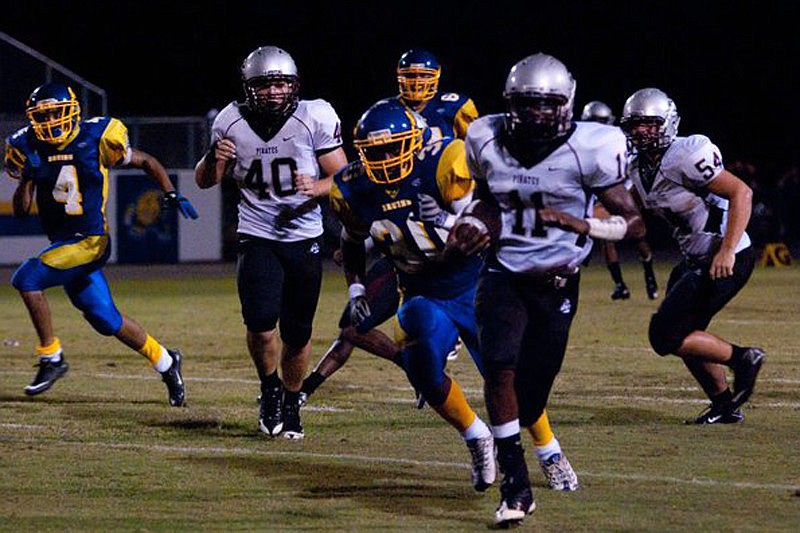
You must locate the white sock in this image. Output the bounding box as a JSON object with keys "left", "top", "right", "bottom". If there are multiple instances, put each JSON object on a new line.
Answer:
{"left": 535, "top": 436, "right": 563, "bottom": 462}
{"left": 491, "top": 419, "right": 521, "bottom": 439}
{"left": 462, "top": 417, "right": 491, "bottom": 441}
{"left": 40, "top": 350, "right": 62, "bottom": 363}
{"left": 153, "top": 348, "right": 173, "bottom": 373}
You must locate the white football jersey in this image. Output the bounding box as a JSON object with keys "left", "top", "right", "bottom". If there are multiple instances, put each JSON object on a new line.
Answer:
{"left": 211, "top": 99, "right": 342, "bottom": 241}
{"left": 466, "top": 115, "right": 627, "bottom": 274}
{"left": 628, "top": 135, "right": 750, "bottom": 262}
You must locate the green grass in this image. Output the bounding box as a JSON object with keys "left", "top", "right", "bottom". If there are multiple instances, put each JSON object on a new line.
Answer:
{"left": 1, "top": 260, "right": 798, "bottom": 532}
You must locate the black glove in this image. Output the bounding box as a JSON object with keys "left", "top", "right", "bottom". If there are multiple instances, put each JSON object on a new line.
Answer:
{"left": 162, "top": 191, "right": 199, "bottom": 219}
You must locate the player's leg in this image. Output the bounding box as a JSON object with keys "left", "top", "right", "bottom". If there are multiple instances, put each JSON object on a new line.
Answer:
{"left": 277, "top": 237, "right": 324, "bottom": 439}
{"left": 237, "top": 236, "right": 285, "bottom": 436}
{"left": 475, "top": 271, "right": 535, "bottom": 524}
{"left": 397, "top": 294, "right": 494, "bottom": 492}
{"left": 638, "top": 238, "right": 659, "bottom": 299}
{"left": 595, "top": 202, "right": 629, "bottom": 300}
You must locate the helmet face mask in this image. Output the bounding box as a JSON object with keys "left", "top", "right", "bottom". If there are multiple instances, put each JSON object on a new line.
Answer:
{"left": 26, "top": 83, "right": 81, "bottom": 144}
{"left": 354, "top": 100, "right": 423, "bottom": 184}
{"left": 397, "top": 49, "right": 441, "bottom": 105}
{"left": 241, "top": 46, "right": 299, "bottom": 120}
{"left": 503, "top": 53, "right": 575, "bottom": 144}
{"left": 620, "top": 88, "right": 680, "bottom": 152}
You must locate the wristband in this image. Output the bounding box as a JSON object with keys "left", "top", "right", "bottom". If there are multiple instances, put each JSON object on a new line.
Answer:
{"left": 586, "top": 215, "right": 628, "bottom": 241}
{"left": 348, "top": 283, "right": 366, "bottom": 300}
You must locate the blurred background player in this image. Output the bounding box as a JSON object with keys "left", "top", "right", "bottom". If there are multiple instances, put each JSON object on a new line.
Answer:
{"left": 4, "top": 82, "right": 195, "bottom": 406}
{"left": 195, "top": 46, "right": 348, "bottom": 439}
{"left": 329, "top": 98, "right": 496, "bottom": 494}
{"left": 299, "top": 49, "right": 479, "bottom": 405}
{"left": 451, "top": 54, "right": 645, "bottom": 526}
{"left": 581, "top": 100, "right": 658, "bottom": 300}
{"left": 620, "top": 88, "right": 764, "bottom": 424}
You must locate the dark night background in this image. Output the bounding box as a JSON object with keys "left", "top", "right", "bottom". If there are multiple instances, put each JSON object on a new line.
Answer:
{"left": 2, "top": 1, "right": 799, "bottom": 249}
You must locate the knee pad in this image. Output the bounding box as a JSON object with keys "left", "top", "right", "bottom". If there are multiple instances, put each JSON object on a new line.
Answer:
{"left": 648, "top": 312, "right": 683, "bottom": 356}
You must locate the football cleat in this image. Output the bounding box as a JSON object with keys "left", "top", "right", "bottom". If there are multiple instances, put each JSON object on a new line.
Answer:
{"left": 684, "top": 402, "right": 744, "bottom": 425}
{"left": 495, "top": 477, "right": 536, "bottom": 527}
{"left": 446, "top": 337, "right": 463, "bottom": 362}
{"left": 258, "top": 384, "right": 284, "bottom": 437}
{"left": 611, "top": 283, "right": 631, "bottom": 300}
{"left": 24, "top": 356, "right": 69, "bottom": 396}
{"left": 298, "top": 391, "right": 309, "bottom": 408}
{"left": 415, "top": 389, "right": 427, "bottom": 410}
{"left": 731, "top": 347, "right": 765, "bottom": 410}
{"left": 282, "top": 392, "right": 304, "bottom": 440}
{"left": 645, "top": 274, "right": 659, "bottom": 300}
{"left": 466, "top": 435, "right": 496, "bottom": 492}
{"left": 539, "top": 453, "right": 580, "bottom": 491}
{"left": 160, "top": 349, "right": 186, "bottom": 407}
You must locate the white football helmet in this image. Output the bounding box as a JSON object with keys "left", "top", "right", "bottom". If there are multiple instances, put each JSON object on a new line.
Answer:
{"left": 581, "top": 100, "right": 615, "bottom": 125}
{"left": 503, "top": 53, "right": 576, "bottom": 141}
{"left": 620, "top": 88, "right": 680, "bottom": 151}
{"left": 241, "top": 46, "right": 299, "bottom": 119}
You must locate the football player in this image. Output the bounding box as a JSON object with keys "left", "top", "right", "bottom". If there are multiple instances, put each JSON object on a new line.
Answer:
{"left": 450, "top": 53, "right": 645, "bottom": 526}
{"left": 329, "top": 98, "right": 496, "bottom": 493}
{"left": 581, "top": 100, "right": 659, "bottom": 301}
{"left": 298, "top": 49, "right": 478, "bottom": 406}
{"left": 195, "top": 46, "right": 348, "bottom": 440}
{"left": 619, "top": 88, "right": 764, "bottom": 424}
{"left": 5, "top": 82, "right": 196, "bottom": 406}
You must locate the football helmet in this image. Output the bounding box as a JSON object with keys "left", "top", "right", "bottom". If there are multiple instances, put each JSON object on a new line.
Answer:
{"left": 503, "top": 53, "right": 576, "bottom": 142}
{"left": 241, "top": 46, "right": 299, "bottom": 119}
{"left": 397, "top": 49, "right": 441, "bottom": 104}
{"left": 581, "top": 100, "right": 615, "bottom": 125}
{"left": 25, "top": 83, "right": 81, "bottom": 144}
{"left": 620, "top": 88, "right": 680, "bottom": 152}
{"left": 353, "top": 99, "right": 423, "bottom": 184}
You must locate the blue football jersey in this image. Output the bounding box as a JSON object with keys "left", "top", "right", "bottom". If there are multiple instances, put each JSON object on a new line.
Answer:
{"left": 5, "top": 117, "right": 130, "bottom": 241}
{"left": 331, "top": 137, "right": 480, "bottom": 299}
{"left": 391, "top": 93, "right": 478, "bottom": 141}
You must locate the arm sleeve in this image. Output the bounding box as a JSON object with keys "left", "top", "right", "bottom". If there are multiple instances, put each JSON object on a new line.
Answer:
{"left": 436, "top": 139, "right": 474, "bottom": 204}
{"left": 99, "top": 118, "right": 132, "bottom": 167}
{"left": 677, "top": 135, "right": 724, "bottom": 187}
{"left": 453, "top": 98, "right": 479, "bottom": 140}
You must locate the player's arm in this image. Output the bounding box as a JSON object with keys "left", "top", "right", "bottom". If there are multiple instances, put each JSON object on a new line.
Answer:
{"left": 12, "top": 179, "right": 34, "bottom": 218}
{"left": 538, "top": 183, "right": 645, "bottom": 241}
{"left": 706, "top": 169, "right": 752, "bottom": 279}
{"left": 4, "top": 142, "right": 35, "bottom": 217}
{"left": 294, "top": 146, "right": 348, "bottom": 198}
{"left": 126, "top": 148, "right": 199, "bottom": 219}
{"left": 195, "top": 138, "right": 235, "bottom": 189}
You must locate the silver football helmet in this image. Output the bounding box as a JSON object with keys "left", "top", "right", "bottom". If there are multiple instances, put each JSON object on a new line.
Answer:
{"left": 503, "top": 53, "right": 576, "bottom": 141}
{"left": 581, "top": 100, "right": 615, "bottom": 125}
{"left": 241, "top": 46, "right": 299, "bottom": 119}
{"left": 620, "top": 88, "right": 680, "bottom": 151}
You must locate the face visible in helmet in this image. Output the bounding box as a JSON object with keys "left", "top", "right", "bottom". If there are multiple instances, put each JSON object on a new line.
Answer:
{"left": 397, "top": 49, "right": 441, "bottom": 106}
{"left": 353, "top": 99, "right": 423, "bottom": 184}
{"left": 241, "top": 46, "right": 300, "bottom": 120}
{"left": 503, "top": 53, "right": 576, "bottom": 145}
{"left": 620, "top": 88, "right": 680, "bottom": 153}
{"left": 26, "top": 83, "right": 81, "bottom": 144}
{"left": 581, "top": 100, "right": 615, "bottom": 125}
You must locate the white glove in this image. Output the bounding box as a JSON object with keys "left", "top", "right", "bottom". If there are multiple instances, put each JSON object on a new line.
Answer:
{"left": 348, "top": 283, "right": 371, "bottom": 327}
{"left": 418, "top": 193, "right": 456, "bottom": 229}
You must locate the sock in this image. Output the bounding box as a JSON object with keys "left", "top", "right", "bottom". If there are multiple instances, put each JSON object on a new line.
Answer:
{"left": 462, "top": 416, "right": 492, "bottom": 441}
{"left": 710, "top": 388, "right": 733, "bottom": 406}
{"left": 528, "top": 410, "right": 554, "bottom": 446}
{"left": 728, "top": 345, "right": 747, "bottom": 367}
{"left": 494, "top": 432, "right": 530, "bottom": 486}
{"left": 607, "top": 262, "right": 624, "bottom": 284}
{"left": 284, "top": 389, "right": 300, "bottom": 406}
{"left": 302, "top": 371, "right": 326, "bottom": 395}
{"left": 535, "top": 436, "right": 562, "bottom": 462}
{"left": 433, "top": 379, "right": 477, "bottom": 433}
{"left": 262, "top": 371, "right": 282, "bottom": 391}
{"left": 152, "top": 349, "right": 173, "bottom": 373}
{"left": 641, "top": 256, "right": 655, "bottom": 275}
{"left": 36, "top": 337, "right": 62, "bottom": 362}
{"left": 138, "top": 334, "right": 168, "bottom": 366}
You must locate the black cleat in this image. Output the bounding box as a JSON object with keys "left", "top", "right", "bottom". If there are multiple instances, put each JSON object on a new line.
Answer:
{"left": 731, "top": 347, "right": 765, "bottom": 409}
{"left": 495, "top": 476, "right": 536, "bottom": 527}
{"left": 161, "top": 349, "right": 186, "bottom": 407}
{"left": 282, "top": 392, "right": 304, "bottom": 440}
{"left": 645, "top": 274, "right": 659, "bottom": 300}
{"left": 611, "top": 283, "right": 631, "bottom": 300}
{"left": 685, "top": 402, "right": 744, "bottom": 425}
{"left": 258, "top": 384, "right": 284, "bottom": 437}
{"left": 24, "top": 357, "right": 69, "bottom": 396}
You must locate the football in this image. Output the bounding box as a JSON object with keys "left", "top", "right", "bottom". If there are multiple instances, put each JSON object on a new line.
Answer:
{"left": 453, "top": 199, "right": 502, "bottom": 244}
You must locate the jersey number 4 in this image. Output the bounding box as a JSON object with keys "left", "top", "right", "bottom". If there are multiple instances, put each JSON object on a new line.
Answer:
{"left": 53, "top": 165, "right": 84, "bottom": 215}
{"left": 243, "top": 157, "right": 298, "bottom": 198}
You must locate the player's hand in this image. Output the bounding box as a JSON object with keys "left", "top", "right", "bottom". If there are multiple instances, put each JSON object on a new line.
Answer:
{"left": 332, "top": 248, "right": 344, "bottom": 267}
{"left": 162, "top": 191, "right": 199, "bottom": 219}
{"left": 418, "top": 193, "right": 449, "bottom": 227}
{"left": 294, "top": 172, "right": 315, "bottom": 197}
{"left": 214, "top": 138, "right": 236, "bottom": 162}
{"left": 539, "top": 208, "right": 589, "bottom": 234}
{"left": 709, "top": 249, "right": 735, "bottom": 280}
{"left": 444, "top": 222, "right": 490, "bottom": 260}
{"left": 348, "top": 283, "right": 371, "bottom": 327}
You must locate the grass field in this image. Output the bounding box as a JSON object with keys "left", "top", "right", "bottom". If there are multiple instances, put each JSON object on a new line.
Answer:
{"left": 1, "top": 259, "right": 798, "bottom": 532}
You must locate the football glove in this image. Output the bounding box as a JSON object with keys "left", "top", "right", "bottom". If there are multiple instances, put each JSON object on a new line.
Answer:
{"left": 348, "top": 283, "right": 371, "bottom": 327}
{"left": 418, "top": 193, "right": 455, "bottom": 229}
{"left": 163, "top": 191, "right": 199, "bottom": 219}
